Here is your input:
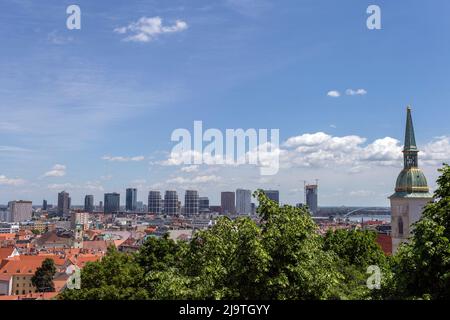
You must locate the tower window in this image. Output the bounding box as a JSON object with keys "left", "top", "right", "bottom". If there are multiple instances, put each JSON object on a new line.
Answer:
{"left": 398, "top": 217, "right": 404, "bottom": 236}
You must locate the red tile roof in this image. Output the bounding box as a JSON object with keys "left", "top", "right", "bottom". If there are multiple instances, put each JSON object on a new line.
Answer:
{"left": 0, "top": 255, "right": 67, "bottom": 275}
{"left": 376, "top": 234, "right": 392, "bottom": 256}
{"left": 0, "top": 247, "right": 15, "bottom": 261}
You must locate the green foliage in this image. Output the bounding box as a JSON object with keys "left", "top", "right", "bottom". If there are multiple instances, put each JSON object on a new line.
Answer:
{"left": 392, "top": 164, "right": 450, "bottom": 299}
{"left": 323, "top": 228, "right": 390, "bottom": 299}
{"left": 59, "top": 246, "right": 148, "bottom": 300}
{"left": 323, "top": 229, "right": 387, "bottom": 269}
{"left": 32, "top": 258, "right": 56, "bottom": 292}
{"left": 59, "top": 163, "right": 450, "bottom": 302}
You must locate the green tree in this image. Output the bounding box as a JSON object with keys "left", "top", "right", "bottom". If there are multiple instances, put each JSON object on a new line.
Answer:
{"left": 59, "top": 246, "right": 149, "bottom": 300}
{"left": 323, "top": 229, "right": 390, "bottom": 299}
{"left": 61, "top": 190, "right": 395, "bottom": 300}
{"left": 32, "top": 258, "right": 56, "bottom": 292}
{"left": 136, "top": 234, "right": 184, "bottom": 274}
{"left": 392, "top": 164, "right": 450, "bottom": 299}
{"left": 255, "top": 190, "right": 346, "bottom": 299}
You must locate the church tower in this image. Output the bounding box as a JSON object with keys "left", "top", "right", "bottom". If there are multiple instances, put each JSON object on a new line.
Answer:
{"left": 390, "top": 107, "right": 433, "bottom": 254}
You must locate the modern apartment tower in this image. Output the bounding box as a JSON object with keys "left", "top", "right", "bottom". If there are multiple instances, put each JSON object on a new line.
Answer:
{"left": 148, "top": 191, "right": 162, "bottom": 214}
{"left": 164, "top": 191, "right": 179, "bottom": 215}
{"left": 305, "top": 184, "right": 318, "bottom": 215}
{"left": 389, "top": 107, "right": 433, "bottom": 254}
{"left": 104, "top": 193, "right": 120, "bottom": 214}
{"left": 199, "top": 197, "right": 210, "bottom": 213}
{"left": 236, "top": 189, "right": 252, "bottom": 215}
{"left": 57, "top": 191, "right": 70, "bottom": 217}
{"left": 8, "top": 200, "right": 32, "bottom": 222}
{"left": 263, "top": 190, "right": 279, "bottom": 204}
{"left": 221, "top": 191, "right": 236, "bottom": 214}
{"left": 84, "top": 195, "right": 94, "bottom": 213}
{"left": 184, "top": 190, "right": 199, "bottom": 216}
{"left": 126, "top": 188, "right": 138, "bottom": 212}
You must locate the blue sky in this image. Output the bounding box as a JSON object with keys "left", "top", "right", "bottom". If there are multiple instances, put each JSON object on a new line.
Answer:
{"left": 0, "top": 0, "right": 449, "bottom": 206}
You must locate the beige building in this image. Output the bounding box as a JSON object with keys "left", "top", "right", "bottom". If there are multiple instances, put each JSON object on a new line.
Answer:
{"left": 8, "top": 201, "right": 32, "bottom": 223}
{"left": 71, "top": 212, "right": 89, "bottom": 230}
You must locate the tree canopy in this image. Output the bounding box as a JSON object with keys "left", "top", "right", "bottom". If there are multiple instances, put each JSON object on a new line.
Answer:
{"left": 59, "top": 164, "right": 450, "bottom": 300}
{"left": 32, "top": 258, "right": 56, "bottom": 293}
{"left": 392, "top": 164, "right": 450, "bottom": 299}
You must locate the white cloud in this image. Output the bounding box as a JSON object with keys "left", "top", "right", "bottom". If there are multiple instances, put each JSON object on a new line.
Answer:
{"left": 281, "top": 133, "right": 450, "bottom": 170}
{"left": 114, "top": 16, "right": 188, "bottom": 42}
{"left": 0, "top": 175, "right": 26, "bottom": 186}
{"left": 180, "top": 165, "right": 199, "bottom": 173}
{"left": 284, "top": 132, "right": 331, "bottom": 148}
{"left": 346, "top": 88, "right": 367, "bottom": 96}
{"left": 167, "top": 175, "right": 221, "bottom": 185}
{"left": 102, "top": 156, "right": 145, "bottom": 162}
{"left": 327, "top": 90, "right": 340, "bottom": 98}
{"left": 0, "top": 145, "right": 31, "bottom": 152}
{"left": 44, "top": 164, "right": 66, "bottom": 177}
{"left": 421, "top": 136, "right": 450, "bottom": 165}
{"left": 47, "top": 181, "right": 104, "bottom": 192}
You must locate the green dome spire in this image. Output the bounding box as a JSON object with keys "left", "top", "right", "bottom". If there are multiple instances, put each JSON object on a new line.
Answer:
{"left": 391, "top": 107, "right": 432, "bottom": 198}
{"left": 404, "top": 106, "right": 418, "bottom": 152}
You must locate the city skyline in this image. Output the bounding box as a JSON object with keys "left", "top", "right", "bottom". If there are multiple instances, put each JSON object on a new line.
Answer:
{"left": 0, "top": 1, "right": 449, "bottom": 207}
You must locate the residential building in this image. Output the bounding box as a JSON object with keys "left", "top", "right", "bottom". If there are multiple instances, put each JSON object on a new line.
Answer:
{"left": 104, "top": 193, "right": 120, "bottom": 214}
{"left": 263, "top": 190, "right": 279, "bottom": 204}
{"left": 84, "top": 195, "right": 94, "bottom": 213}
{"left": 125, "top": 188, "right": 137, "bottom": 212}
{"left": 8, "top": 201, "right": 32, "bottom": 222}
{"left": 148, "top": 191, "right": 162, "bottom": 214}
{"left": 236, "top": 189, "right": 252, "bottom": 215}
{"left": 221, "top": 192, "right": 236, "bottom": 214}
{"left": 164, "top": 191, "right": 179, "bottom": 215}
{"left": 184, "top": 190, "right": 199, "bottom": 216}
{"left": 199, "top": 197, "right": 210, "bottom": 213}
{"left": 71, "top": 212, "right": 89, "bottom": 230}
{"left": 57, "top": 191, "right": 70, "bottom": 217}
{"left": 305, "top": 184, "right": 318, "bottom": 215}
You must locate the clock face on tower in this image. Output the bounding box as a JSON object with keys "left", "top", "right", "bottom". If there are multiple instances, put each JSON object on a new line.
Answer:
{"left": 405, "top": 153, "right": 418, "bottom": 168}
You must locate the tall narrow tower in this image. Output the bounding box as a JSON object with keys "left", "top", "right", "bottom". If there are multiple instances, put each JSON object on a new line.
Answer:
{"left": 390, "top": 107, "right": 433, "bottom": 254}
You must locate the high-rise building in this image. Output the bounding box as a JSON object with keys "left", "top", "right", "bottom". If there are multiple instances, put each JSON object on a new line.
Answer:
{"left": 199, "top": 197, "right": 210, "bottom": 213}
{"left": 71, "top": 211, "right": 89, "bottom": 230}
{"left": 221, "top": 191, "right": 236, "bottom": 214}
{"left": 164, "top": 191, "right": 179, "bottom": 215}
{"left": 8, "top": 200, "right": 32, "bottom": 222}
{"left": 236, "top": 189, "right": 252, "bottom": 215}
{"left": 57, "top": 191, "right": 70, "bottom": 217}
{"left": 126, "top": 188, "right": 137, "bottom": 211}
{"left": 42, "top": 200, "right": 48, "bottom": 211}
{"left": 390, "top": 107, "right": 433, "bottom": 254}
{"left": 184, "top": 190, "right": 199, "bottom": 216}
{"left": 104, "top": 193, "right": 120, "bottom": 214}
{"left": 136, "top": 201, "right": 144, "bottom": 212}
{"left": 305, "top": 184, "right": 318, "bottom": 215}
{"left": 84, "top": 195, "right": 94, "bottom": 213}
{"left": 251, "top": 203, "right": 256, "bottom": 215}
{"left": 148, "top": 191, "right": 162, "bottom": 214}
{"left": 263, "top": 190, "right": 279, "bottom": 204}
